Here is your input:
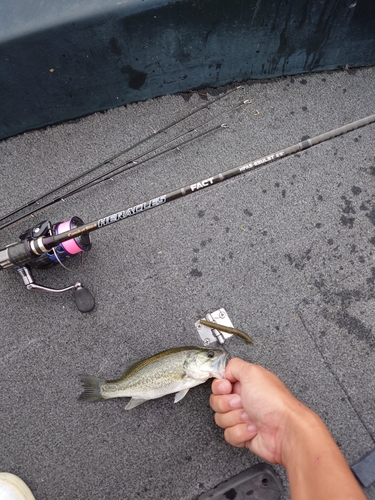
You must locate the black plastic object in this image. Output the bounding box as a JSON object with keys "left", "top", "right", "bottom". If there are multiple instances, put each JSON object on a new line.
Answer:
{"left": 74, "top": 286, "right": 95, "bottom": 313}
{"left": 351, "top": 447, "right": 375, "bottom": 488}
{"left": 197, "top": 463, "right": 283, "bottom": 500}
{"left": 1, "top": 0, "right": 375, "bottom": 140}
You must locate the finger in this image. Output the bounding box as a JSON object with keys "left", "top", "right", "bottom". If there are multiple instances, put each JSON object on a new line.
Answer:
{"left": 210, "top": 393, "right": 243, "bottom": 413}
{"left": 211, "top": 378, "right": 233, "bottom": 395}
{"left": 225, "top": 357, "right": 257, "bottom": 383}
{"left": 232, "top": 380, "right": 242, "bottom": 395}
{"left": 214, "top": 408, "right": 252, "bottom": 429}
{"left": 224, "top": 423, "right": 258, "bottom": 448}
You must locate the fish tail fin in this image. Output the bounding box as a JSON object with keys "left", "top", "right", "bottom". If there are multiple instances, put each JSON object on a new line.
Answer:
{"left": 78, "top": 375, "right": 106, "bottom": 402}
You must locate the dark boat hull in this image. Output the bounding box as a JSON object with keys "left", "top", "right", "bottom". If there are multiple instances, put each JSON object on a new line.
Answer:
{"left": 1, "top": 0, "right": 374, "bottom": 140}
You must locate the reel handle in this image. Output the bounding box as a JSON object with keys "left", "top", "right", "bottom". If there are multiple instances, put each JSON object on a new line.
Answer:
{"left": 16, "top": 265, "right": 95, "bottom": 313}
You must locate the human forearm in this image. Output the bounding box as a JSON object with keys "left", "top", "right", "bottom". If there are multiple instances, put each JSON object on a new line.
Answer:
{"left": 283, "top": 408, "right": 366, "bottom": 500}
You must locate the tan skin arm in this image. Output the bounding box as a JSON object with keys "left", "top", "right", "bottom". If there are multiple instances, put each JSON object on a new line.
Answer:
{"left": 210, "top": 358, "right": 366, "bottom": 500}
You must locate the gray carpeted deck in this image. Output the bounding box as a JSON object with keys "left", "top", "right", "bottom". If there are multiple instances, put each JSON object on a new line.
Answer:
{"left": 0, "top": 66, "right": 374, "bottom": 499}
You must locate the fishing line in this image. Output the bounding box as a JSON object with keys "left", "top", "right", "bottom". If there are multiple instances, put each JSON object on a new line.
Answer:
{"left": 0, "top": 85, "right": 245, "bottom": 229}
{"left": 1, "top": 113, "right": 374, "bottom": 271}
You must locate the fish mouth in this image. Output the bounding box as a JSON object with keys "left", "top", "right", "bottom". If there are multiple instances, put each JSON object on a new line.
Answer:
{"left": 212, "top": 351, "right": 228, "bottom": 379}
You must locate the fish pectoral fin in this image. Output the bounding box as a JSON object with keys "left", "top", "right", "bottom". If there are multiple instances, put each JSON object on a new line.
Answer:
{"left": 125, "top": 398, "right": 149, "bottom": 410}
{"left": 174, "top": 388, "right": 190, "bottom": 403}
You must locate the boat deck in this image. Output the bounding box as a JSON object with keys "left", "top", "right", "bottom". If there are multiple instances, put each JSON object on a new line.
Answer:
{"left": 1, "top": 66, "right": 375, "bottom": 499}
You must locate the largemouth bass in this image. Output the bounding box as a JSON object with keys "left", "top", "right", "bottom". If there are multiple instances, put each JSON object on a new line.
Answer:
{"left": 79, "top": 346, "right": 227, "bottom": 409}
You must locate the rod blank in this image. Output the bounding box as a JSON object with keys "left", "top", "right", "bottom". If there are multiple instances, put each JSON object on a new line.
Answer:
{"left": 40, "top": 114, "right": 375, "bottom": 250}
{"left": 1, "top": 113, "right": 374, "bottom": 269}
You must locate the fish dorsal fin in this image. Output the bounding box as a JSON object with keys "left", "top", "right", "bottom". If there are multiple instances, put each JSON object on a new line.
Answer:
{"left": 174, "top": 388, "right": 190, "bottom": 403}
{"left": 125, "top": 398, "right": 149, "bottom": 410}
{"left": 120, "top": 359, "right": 145, "bottom": 377}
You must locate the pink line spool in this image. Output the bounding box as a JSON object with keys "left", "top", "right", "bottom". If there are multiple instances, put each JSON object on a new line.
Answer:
{"left": 55, "top": 219, "right": 83, "bottom": 255}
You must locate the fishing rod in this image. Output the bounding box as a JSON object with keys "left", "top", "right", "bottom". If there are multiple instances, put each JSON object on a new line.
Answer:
{"left": 35, "top": 123, "right": 229, "bottom": 206}
{"left": 0, "top": 85, "right": 245, "bottom": 230}
{"left": 0, "top": 122, "right": 227, "bottom": 231}
{"left": 1, "top": 113, "right": 374, "bottom": 312}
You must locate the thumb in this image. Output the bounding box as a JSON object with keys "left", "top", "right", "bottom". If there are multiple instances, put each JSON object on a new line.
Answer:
{"left": 225, "top": 358, "right": 255, "bottom": 384}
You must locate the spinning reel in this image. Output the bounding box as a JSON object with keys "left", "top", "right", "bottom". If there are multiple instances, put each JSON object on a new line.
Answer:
{"left": 13, "top": 217, "right": 95, "bottom": 312}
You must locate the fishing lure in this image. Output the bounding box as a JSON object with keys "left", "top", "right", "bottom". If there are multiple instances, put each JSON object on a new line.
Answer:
{"left": 199, "top": 319, "right": 253, "bottom": 345}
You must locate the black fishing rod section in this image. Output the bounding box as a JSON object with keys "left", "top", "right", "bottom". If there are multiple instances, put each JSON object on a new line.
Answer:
{"left": 0, "top": 85, "right": 245, "bottom": 230}
{"left": 1, "top": 113, "right": 375, "bottom": 273}
{"left": 0, "top": 122, "right": 228, "bottom": 232}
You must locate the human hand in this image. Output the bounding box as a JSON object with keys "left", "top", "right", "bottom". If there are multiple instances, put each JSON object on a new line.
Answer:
{"left": 210, "top": 357, "right": 312, "bottom": 466}
{"left": 211, "top": 358, "right": 367, "bottom": 500}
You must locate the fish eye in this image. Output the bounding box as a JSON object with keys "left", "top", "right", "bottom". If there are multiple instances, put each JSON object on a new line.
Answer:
{"left": 207, "top": 350, "right": 215, "bottom": 358}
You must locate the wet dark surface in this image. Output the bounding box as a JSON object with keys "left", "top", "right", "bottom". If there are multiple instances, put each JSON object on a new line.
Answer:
{"left": 0, "top": 67, "right": 375, "bottom": 499}
{"left": 1, "top": 0, "right": 375, "bottom": 139}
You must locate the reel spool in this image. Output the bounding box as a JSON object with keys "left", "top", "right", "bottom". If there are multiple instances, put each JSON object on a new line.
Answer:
{"left": 19, "top": 216, "right": 92, "bottom": 269}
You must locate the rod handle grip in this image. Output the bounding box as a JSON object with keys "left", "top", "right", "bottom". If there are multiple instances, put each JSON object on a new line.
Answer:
{"left": 0, "top": 241, "right": 33, "bottom": 269}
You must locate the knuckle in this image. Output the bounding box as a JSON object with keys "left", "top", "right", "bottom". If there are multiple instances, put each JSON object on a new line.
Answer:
{"left": 214, "top": 412, "right": 225, "bottom": 429}
{"left": 210, "top": 394, "right": 228, "bottom": 413}
{"left": 209, "top": 394, "right": 222, "bottom": 412}
{"left": 224, "top": 424, "right": 247, "bottom": 448}
{"left": 224, "top": 427, "right": 242, "bottom": 448}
